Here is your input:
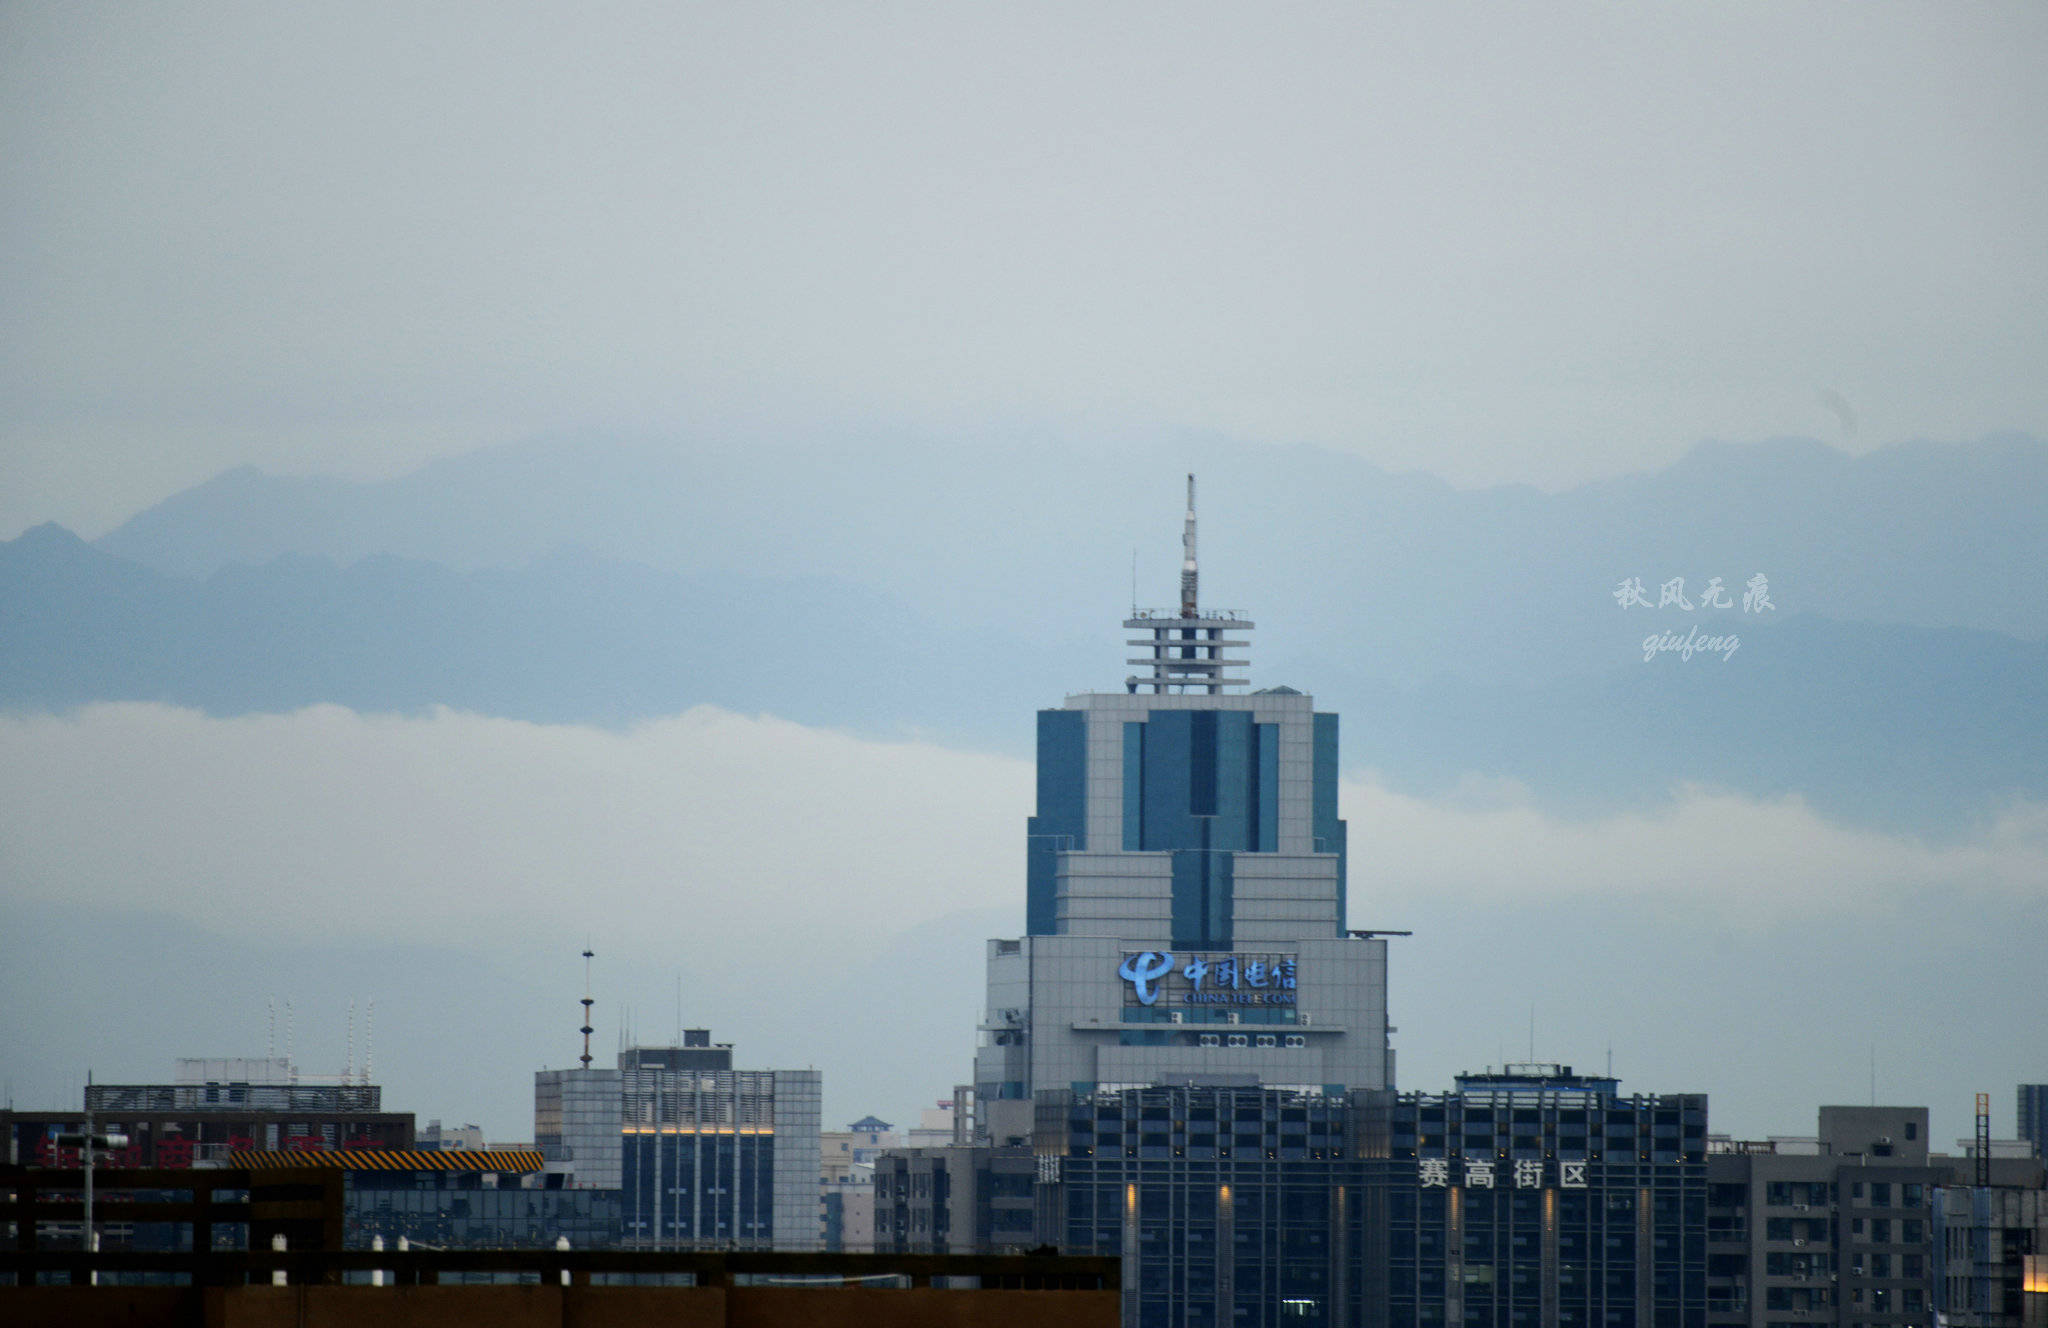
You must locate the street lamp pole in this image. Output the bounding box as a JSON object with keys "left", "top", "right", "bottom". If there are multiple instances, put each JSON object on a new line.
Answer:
{"left": 58, "top": 1072, "right": 128, "bottom": 1283}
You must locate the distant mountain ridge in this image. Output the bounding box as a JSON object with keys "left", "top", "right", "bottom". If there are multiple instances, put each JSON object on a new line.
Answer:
{"left": 6, "top": 516, "right": 2043, "bottom": 836}
{"left": 89, "top": 430, "right": 2048, "bottom": 695}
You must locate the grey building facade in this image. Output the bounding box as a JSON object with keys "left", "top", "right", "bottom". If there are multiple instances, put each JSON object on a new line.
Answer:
{"left": 973, "top": 479, "right": 1391, "bottom": 1151}
{"left": 1703, "top": 1105, "right": 2048, "bottom": 1328}
{"left": 871, "top": 1144, "right": 1038, "bottom": 1255}
{"left": 532, "top": 1029, "right": 821, "bottom": 1251}
{"left": 1029, "top": 1066, "right": 1708, "bottom": 1328}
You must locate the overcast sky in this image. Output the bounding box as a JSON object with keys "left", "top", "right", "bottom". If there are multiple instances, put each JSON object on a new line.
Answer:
{"left": 3, "top": 5, "right": 2045, "bottom": 1142}
{"left": 4, "top": 3, "right": 2046, "bottom": 536}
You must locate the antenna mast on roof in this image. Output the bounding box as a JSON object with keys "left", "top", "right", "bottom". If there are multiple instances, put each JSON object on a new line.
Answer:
{"left": 579, "top": 949, "right": 596, "bottom": 1070}
{"left": 1124, "top": 475, "right": 1252, "bottom": 694}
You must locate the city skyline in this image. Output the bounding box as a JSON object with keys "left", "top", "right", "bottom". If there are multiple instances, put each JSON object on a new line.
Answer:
{"left": 3, "top": 4, "right": 2044, "bottom": 1152}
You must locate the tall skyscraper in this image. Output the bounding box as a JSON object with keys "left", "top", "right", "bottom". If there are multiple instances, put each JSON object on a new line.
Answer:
{"left": 973, "top": 476, "right": 1392, "bottom": 1148}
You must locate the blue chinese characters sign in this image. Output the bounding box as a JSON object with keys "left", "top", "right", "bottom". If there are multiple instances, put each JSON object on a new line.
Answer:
{"left": 1117, "top": 951, "right": 1299, "bottom": 1007}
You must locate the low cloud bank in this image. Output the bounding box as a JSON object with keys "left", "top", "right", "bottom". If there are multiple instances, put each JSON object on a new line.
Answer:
{"left": 1346, "top": 774, "right": 2048, "bottom": 925}
{"left": 5, "top": 704, "right": 2042, "bottom": 1139}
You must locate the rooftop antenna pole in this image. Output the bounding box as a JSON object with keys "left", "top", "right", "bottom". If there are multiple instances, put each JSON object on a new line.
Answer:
{"left": 286, "top": 1001, "right": 296, "bottom": 1082}
{"left": 580, "top": 949, "right": 596, "bottom": 1071}
{"left": 267, "top": 996, "right": 276, "bottom": 1063}
{"left": 1180, "top": 474, "right": 1198, "bottom": 619}
{"left": 365, "top": 998, "right": 374, "bottom": 1087}
{"left": 346, "top": 999, "right": 356, "bottom": 1086}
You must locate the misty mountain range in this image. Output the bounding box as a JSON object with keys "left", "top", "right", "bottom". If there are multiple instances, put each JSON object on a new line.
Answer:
{"left": 6, "top": 429, "right": 2045, "bottom": 836}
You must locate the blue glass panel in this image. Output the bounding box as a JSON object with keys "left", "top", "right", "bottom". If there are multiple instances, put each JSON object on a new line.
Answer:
{"left": 1213, "top": 712, "right": 1253, "bottom": 852}
{"left": 1189, "top": 710, "right": 1218, "bottom": 816}
{"left": 1171, "top": 842, "right": 1232, "bottom": 949}
{"left": 1123, "top": 722, "right": 1145, "bottom": 851}
{"left": 1256, "top": 723, "right": 1279, "bottom": 853}
{"left": 1141, "top": 712, "right": 1196, "bottom": 852}
{"left": 1028, "top": 708, "right": 1088, "bottom": 935}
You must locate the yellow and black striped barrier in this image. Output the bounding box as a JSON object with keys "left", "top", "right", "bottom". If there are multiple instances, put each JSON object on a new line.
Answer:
{"left": 227, "top": 1148, "right": 545, "bottom": 1172}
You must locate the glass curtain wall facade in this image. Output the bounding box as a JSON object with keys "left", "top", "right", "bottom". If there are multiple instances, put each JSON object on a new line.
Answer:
{"left": 1037, "top": 1075, "right": 1709, "bottom": 1328}
{"left": 1044, "top": 1084, "right": 1374, "bottom": 1328}
{"left": 1380, "top": 1081, "right": 1710, "bottom": 1328}
{"left": 616, "top": 1055, "right": 821, "bottom": 1250}
{"left": 533, "top": 1033, "right": 821, "bottom": 1250}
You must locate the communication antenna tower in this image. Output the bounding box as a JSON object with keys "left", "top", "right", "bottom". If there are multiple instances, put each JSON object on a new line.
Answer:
{"left": 579, "top": 949, "right": 596, "bottom": 1070}
{"left": 365, "top": 998, "right": 375, "bottom": 1087}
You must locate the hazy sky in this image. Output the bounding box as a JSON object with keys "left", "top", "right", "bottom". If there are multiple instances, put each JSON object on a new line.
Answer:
{"left": 3, "top": 5, "right": 2045, "bottom": 1144}
{"left": 5, "top": 3, "right": 2047, "bottom": 536}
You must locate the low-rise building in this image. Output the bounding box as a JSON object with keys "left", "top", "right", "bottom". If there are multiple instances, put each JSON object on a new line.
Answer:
{"left": 533, "top": 1028, "right": 821, "bottom": 1251}
{"left": 1, "top": 1057, "right": 412, "bottom": 1168}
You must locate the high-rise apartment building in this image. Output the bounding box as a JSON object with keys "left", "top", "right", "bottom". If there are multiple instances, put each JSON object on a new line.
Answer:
{"left": 973, "top": 477, "right": 1391, "bottom": 1150}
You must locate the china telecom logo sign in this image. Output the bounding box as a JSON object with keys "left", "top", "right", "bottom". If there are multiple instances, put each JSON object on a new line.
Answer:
{"left": 1118, "top": 951, "right": 1299, "bottom": 1006}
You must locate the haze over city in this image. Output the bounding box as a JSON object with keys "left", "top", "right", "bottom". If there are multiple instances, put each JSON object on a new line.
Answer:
{"left": 3, "top": 2, "right": 2044, "bottom": 1156}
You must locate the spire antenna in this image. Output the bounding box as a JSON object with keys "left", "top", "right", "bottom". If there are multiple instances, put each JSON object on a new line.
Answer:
{"left": 579, "top": 948, "right": 596, "bottom": 1071}
{"left": 1124, "top": 475, "right": 1251, "bottom": 694}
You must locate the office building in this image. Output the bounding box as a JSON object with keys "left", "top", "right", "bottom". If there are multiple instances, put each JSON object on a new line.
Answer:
{"left": 1379, "top": 1066, "right": 1709, "bottom": 1328}
{"left": 533, "top": 1028, "right": 821, "bottom": 1251}
{"left": 973, "top": 476, "right": 1391, "bottom": 1150}
{"left": 1045, "top": 1081, "right": 1374, "bottom": 1326}
{"left": 1030, "top": 1064, "right": 1707, "bottom": 1328}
